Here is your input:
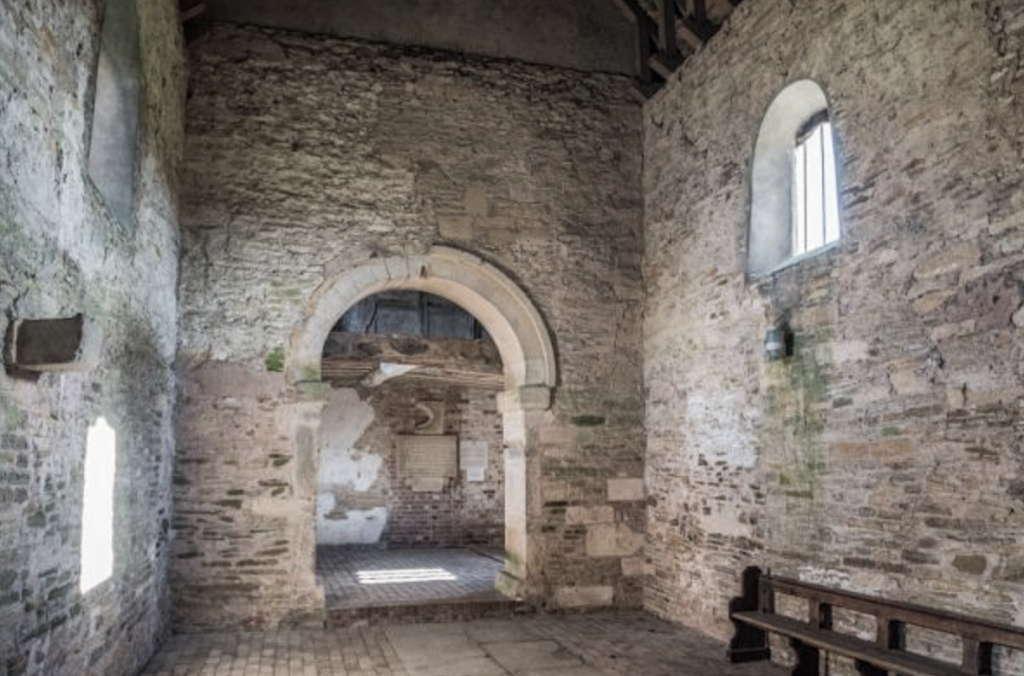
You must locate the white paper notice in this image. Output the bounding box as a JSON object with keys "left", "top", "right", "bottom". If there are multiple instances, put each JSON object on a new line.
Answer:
{"left": 460, "top": 441, "right": 488, "bottom": 471}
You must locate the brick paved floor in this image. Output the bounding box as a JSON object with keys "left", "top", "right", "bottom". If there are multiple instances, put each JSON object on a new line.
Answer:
{"left": 317, "top": 546, "right": 504, "bottom": 609}
{"left": 142, "top": 611, "right": 785, "bottom": 676}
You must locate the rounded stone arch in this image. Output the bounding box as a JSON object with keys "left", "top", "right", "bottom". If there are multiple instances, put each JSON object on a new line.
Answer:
{"left": 286, "top": 246, "right": 557, "bottom": 390}
{"left": 284, "top": 245, "right": 556, "bottom": 607}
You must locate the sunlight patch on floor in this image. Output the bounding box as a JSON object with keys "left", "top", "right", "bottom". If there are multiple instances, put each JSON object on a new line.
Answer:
{"left": 356, "top": 567, "right": 459, "bottom": 585}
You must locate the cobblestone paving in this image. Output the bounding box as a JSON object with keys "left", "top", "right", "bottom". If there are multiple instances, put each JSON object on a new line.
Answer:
{"left": 142, "top": 611, "right": 785, "bottom": 676}
{"left": 317, "top": 546, "right": 504, "bottom": 609}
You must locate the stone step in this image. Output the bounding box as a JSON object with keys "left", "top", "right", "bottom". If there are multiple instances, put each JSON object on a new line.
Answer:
{"left": 325, "top": 598, "right": 537, "bottom": 628}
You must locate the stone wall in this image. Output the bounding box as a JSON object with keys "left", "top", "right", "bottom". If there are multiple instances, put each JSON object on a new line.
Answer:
{"left": 644, "top": 0, "right": 1024, "bottom": 655}
{"left": 316, "top": 383, "right": 504, "bottom": 548}
{"left": 175, "top": 23, "right": 645, "bottom": 627}
{"left": 0, "top": 1, "right": 185, "bottom": 675}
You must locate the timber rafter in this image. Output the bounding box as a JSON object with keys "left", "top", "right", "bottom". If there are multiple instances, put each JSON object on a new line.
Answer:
{"left": 611, "top": 0, "right": 745, "bottom": 99}
{"left": 179, "top": 0, "right": 209, "bottom": 43}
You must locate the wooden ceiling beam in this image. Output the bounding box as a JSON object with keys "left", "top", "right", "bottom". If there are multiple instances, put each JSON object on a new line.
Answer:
{"left": 180, "top": 1, "right": 205, "bottom": 22}
{"left": 179, "top": 0, "right": 209, "bottom": 43}
{"left": 609, "top": 0, "right": 744, "bottom": 97}
{"left": 656, "top": 0, "right": 680, "bottom": 62}
{"left": 649, "top": 52, "right": 682, "bottom": 80}
{"left": 673, "top": 0, "right": 716, "bottom": 42}
{"left": 693, "top": 0, "right": 709, "bottom": 23}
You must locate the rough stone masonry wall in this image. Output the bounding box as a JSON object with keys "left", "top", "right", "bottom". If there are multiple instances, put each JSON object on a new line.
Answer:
{"left": 0, "top": 1, "right": 185, "bottom": 675}
{"left": 175, "top": 24, "right": 644, "bottom": 628}
{"left": 316, "top": 383, "right": 504, "bottom": 548}
{"left": 644, "top": 0, "right": 1024, "bottom": 657}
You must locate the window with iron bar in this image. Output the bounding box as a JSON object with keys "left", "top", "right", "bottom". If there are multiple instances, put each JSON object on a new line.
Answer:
{"left": 792, "top": 111, "right": 840, "bottom": 256}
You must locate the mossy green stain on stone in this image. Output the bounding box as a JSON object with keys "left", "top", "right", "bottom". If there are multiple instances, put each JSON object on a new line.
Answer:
{"left": 570, "top": 414, "right": 606, "bottom": 427}
{"left": 4, "top": 407, "right": 19, "bottom": 433}
{"left": 264, "top": 346, "right": 285, "bottom": 372}
{"left": 763, "top": 329, "right": 833, "bottom": 551}
{"left": 300, "top": 364, "right": 321, "bottom": 382}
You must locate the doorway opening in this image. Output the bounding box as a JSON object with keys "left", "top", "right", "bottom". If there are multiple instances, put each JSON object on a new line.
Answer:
{"left": 315, "top": 290, "right": 507, "bottom": 617}
{"left": 286, "top": 247, "right": 557, "bottom": 624}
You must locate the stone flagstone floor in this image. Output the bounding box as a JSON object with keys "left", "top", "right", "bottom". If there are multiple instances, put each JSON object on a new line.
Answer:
{"left": 141, "top": 611, "right": 786, "bottom": 676}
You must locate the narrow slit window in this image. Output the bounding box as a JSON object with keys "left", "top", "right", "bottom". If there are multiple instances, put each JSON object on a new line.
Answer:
{"left": 792, "top": 113, "right": 840, "bottom": 257}
{"left": 81, "top": 417, "right": 116, "bottom": 593}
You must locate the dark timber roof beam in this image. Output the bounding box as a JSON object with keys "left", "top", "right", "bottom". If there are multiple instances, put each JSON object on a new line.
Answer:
{"left": 611, "top": 0, "right": 744, "bottom": 98}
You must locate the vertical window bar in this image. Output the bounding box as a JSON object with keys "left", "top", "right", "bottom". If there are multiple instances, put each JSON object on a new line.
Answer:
{"left": 794, "top": 143, "right": 804, "bottom": 255}
{"left": 823, "top": 123, "right": 839, "bottom": 244}
{"left": 819, "top": 125, "right": 826, "bottom": 248}
{"left": 802, "top": 139, "right": 809, "bottom": 253}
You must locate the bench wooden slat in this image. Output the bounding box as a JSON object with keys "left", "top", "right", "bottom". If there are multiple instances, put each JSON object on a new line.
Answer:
{"left": 769, "top": 576, "right": 1024, "bottom": 650}
{"left": 733, "top": 611, "right": 972, "bottom": 676}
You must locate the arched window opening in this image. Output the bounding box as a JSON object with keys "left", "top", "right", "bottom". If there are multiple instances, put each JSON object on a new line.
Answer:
{"left": 81, "top": 417, "right": 116, "bottom": 594}
{"left": 87, "top": 0, "right": 140, "bottom": 227}
{"left": 748, "top": 80, "right": 842, "bottom": 278}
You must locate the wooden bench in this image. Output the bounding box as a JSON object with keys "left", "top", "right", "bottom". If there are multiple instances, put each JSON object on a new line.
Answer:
{"left": 727, "top": 566, "right": 1024, "bottom": 676}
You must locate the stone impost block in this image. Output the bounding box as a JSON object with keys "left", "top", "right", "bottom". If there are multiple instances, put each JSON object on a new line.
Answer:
{"left": 190, "top": 362, "right": 286, "bottom": 399}
{"left": 497, "top": 385, "right": 552, "bottom": 412}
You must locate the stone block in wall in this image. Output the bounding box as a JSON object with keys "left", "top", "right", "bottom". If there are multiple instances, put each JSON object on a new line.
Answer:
{"left": 565, "top": 505, "right": 614, "bottom": 525}
{"left": 913, "top": 241, "right": 981, "bottom": 279}
{"left": 554, "top": 585, "right": 614, "bottom": 608}
{"left": 437, "top": 215, "right": 473, "bottom": 240}
{"left": 607, "top": 477, "right": 644, "bottom": 501}
{"left": 621, "top": 556, "right": 644, "bottom": 577}
{"left": 184, "top": 361, "right": 286, "bottom": 399}
{"left": 586, "top": 522, "right": 643, "bottom": 557}
{"left": 829, "top": 439, "right": 913, "bottom": 462}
